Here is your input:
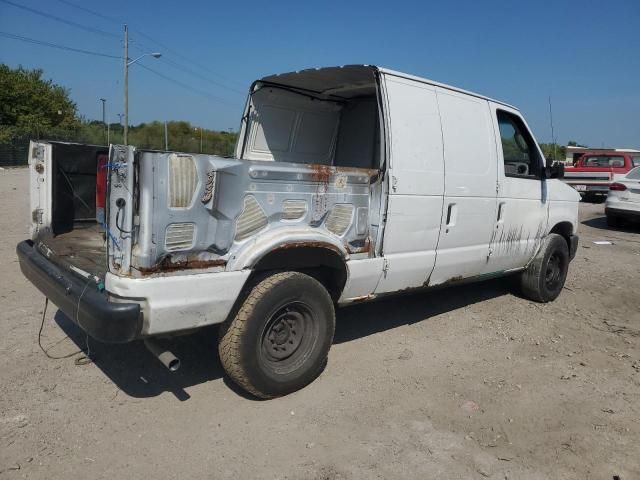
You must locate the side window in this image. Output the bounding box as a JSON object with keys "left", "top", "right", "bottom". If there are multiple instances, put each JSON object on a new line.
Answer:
{"left": 583, "top": 155, "right": 625, "bottom": 167}
{"left": 496, "top": 110, "right": 542, "bottom": 178}
{"left": 631, "top": 156, "right": 640, "bottom": 167}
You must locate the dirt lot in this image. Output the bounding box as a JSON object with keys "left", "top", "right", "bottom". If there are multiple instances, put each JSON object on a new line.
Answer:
{"left": 1, "top": 167, "right": 639, "bottom": 479}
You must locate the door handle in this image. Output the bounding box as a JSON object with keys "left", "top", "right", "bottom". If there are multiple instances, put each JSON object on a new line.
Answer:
{"left": 497, "top": 202, "right": 506, "bottom": 223}
{"left": 445, "top": 203, "right": 457, "bottom": 228}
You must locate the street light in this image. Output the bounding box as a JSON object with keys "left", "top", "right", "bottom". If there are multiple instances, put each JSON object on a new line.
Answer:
{"left": 123, "top": 24, "right": 161, "bottom": 145}
{"left": 99, "top": 98, "right": 106, "bottom": 143}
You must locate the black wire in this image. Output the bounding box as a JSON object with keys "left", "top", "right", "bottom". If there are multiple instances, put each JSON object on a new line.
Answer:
{"left": 0, "top": 0, "right": 119, "bottom": 39}
{"left": 0, "top": 31, "right": 121, "bottom": 59}
{"left": 115, "top": 207, "right": 132, "bottom": 234}
{"left": 49, "top": 0, "right": 246, "bottom": 92}
{"left": 158, "top": 57, "right": 246, "bottom": 95}
{"left": 131, "top": 29, "right": 245, "bottom": 89}
{"left": 137, "top": 63, "right": 242, "bottom": 108}
{"left": 38, "top": 297, "right": 90, "bottom": 364}
{"left": 52, "top": 0, "right": 122, "bottom": 25}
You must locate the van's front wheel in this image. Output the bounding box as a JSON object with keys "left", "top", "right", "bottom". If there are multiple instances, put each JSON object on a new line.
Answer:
{"left": 218, "top": 271, "right": 335, "bottom": 399}
{"left": 520, "top": 233, "right": 569, "bottom": 303}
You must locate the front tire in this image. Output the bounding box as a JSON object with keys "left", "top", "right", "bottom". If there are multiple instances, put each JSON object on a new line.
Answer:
{"left": 520, "top": 233, "right": 569, "bottom": 303}
{"left": 218, "top": 271, "right": 335, "bottom": 399}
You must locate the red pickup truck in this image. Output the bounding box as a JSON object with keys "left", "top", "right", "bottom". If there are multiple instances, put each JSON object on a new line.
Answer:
{"left": 563, "top": 152, "right": 640, "bottom": 200}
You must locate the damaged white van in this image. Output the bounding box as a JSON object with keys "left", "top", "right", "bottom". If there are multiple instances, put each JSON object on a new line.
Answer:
{"left": 18, "top": 65, "right": 580, "bottom": 398}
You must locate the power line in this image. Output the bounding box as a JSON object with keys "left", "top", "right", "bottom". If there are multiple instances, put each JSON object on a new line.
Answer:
{"left": 128, "top": 40, "right": 245, "bottom": 97}
{"left": 6, "top": 0, "right": 245, "bottom": 111}
{"left": 0, "top": 0, "right": 119, "bottom": 39}
{"left": 131, "top": 29, "right": 245, "bottom": 89}
{"left": 136, "top": 63, "right": 241, "bottom": 108}
{"left": 0, "top": 31, "right": 121, "bottom": 59}
{"left": 52, "top": 0, "right": 121, "bottom": 25}
{"left": 159, "top": 56, "right": 246, "bottom": 95}
{"left": 130, "top": 38, "right": 244, "bottom": 95}
{"left": 48, "top": 0, "right": 244, "bottom": 91}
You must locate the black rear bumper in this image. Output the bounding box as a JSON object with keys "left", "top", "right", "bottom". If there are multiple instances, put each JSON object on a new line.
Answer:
{"left": 17, "top": 240, "right": 141, "bottom": 343}
{"left": 605, "top": 207, "right": 640, "bottom": 220}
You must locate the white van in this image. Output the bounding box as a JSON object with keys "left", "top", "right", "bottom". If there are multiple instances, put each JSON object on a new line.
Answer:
{"left": 18, "top": 65, "right": 580, "bottom": 398}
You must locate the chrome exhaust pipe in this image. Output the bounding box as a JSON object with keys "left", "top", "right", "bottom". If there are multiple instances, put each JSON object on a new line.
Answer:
{"left": 144, "top": 339, "right": 180, "bottom": 372}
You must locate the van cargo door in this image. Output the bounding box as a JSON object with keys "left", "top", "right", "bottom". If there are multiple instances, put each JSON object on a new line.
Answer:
{"left": 28, "top": 141, "right": 52, "bottom": 237}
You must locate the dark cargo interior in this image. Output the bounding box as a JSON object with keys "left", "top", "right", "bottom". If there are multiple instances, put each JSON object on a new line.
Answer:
{"left": 44, "top": 143, "right": 109, "bottom": 277}
{"left": 51, "top": 143, "right": 105, "bottom": 234}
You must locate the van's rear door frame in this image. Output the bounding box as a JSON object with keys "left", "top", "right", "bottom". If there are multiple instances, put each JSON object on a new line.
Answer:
{"left": 28, "top": 141, "right": 52, "bottom": 237}
{"left": 106, "top": 145, "right": 135, "bottom": 274}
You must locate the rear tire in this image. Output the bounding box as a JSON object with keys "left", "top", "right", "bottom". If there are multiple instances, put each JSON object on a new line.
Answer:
{"left": 218, "top": 271, "right": 335, "bottom": 399}
{"left": 520, "top": 233, "right": 569, "bottom": 303}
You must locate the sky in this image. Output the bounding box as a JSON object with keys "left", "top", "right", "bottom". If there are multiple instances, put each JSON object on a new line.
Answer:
{"left": 1, "top": 0, "right": 639, "bottom": 147}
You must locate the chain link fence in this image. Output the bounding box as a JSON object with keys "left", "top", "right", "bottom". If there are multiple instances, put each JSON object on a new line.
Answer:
{"left": 0, "top": 127, "right": 237, "bottom": 167}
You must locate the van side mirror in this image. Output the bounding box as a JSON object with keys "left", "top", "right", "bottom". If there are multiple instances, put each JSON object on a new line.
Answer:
{"left": 544, "top": 159, "right": 564, "bottom": 179}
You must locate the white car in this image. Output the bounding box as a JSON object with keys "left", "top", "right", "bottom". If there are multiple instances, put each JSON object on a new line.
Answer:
{"left": 605, "top": 167, "right": 640, "bottom": 227}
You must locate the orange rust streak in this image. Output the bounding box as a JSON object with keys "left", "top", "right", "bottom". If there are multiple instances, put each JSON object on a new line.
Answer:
{"left": 137, "top": 256, "right": 227, "bottom": 275}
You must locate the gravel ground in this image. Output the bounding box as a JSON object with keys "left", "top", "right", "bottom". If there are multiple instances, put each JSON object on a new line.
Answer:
{"left": 1, "top": 167, "right": 639, "bottom": 479}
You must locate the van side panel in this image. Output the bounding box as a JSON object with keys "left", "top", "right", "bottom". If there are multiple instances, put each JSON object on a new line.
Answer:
{"left": 428, "top": 90, "right": 498, "bottom": 285}
{"left": 375, "top": 75, "right": 445, "bottom": 293}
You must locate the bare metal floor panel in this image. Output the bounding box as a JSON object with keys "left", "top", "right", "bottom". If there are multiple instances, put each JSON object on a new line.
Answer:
{"left": 45, "top": 224, "right": 107, "bottom": 277}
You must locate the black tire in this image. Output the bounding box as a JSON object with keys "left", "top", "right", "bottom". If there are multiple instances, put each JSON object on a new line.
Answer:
{"left": 520, "top": 233, "right": 569, "bottom": 303}
{"left": 218, "top": 271, "right": 335, "bottom": 399}
{"left": 606, "top": 215, "right": 622, "bottom": 227}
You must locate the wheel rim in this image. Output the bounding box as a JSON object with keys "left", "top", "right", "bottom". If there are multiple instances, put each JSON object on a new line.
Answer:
{"left": 544, "top": 251, "right": 564, "bottom": 291}
{"left": 260, "top": 301, "right": 318, "bottom": 373}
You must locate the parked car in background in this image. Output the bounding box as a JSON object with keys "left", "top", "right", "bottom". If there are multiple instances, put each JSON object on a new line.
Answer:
{"left": 563, "top": 151, "right": 640, "bottom": 201}
{"left": 605, "top": 166, "right": 640, "bottom": 226}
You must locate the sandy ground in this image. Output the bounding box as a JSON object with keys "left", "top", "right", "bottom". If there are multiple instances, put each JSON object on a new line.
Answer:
{"left": 1, "top": 167, "right": 639, "bottom": 479}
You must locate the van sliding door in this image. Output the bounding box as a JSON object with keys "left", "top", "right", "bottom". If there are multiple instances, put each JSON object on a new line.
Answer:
{"left": 428, "top": 90, "right": 499, "bottom": 285}
{"left": 374, "top": 75, "right": 445, "bottom": 294}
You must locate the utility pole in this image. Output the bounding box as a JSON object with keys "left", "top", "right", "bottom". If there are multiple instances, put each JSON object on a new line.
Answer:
{"left": 164, "top": 121, "right": 168, "bottom": 150}
{"left": 227, "top": 127, "right": 234, "bottom": 156}
{"left": 195, "top": 127, "right": 203, "bottom": 153}
{"left": 123, "top": 24, "right": 129, "bottom": 145}
{"left": 548, "top": 96, "right": 557, "bottom": 161}
{"left": 100, "top": 98, "right": 106, "bottom": 143}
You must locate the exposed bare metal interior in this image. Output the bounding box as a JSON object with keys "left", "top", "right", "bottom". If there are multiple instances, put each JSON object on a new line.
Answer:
{"left": 35, "top": 66, "right": 386, "bottom": 281}
{"left": 40, "top": 224, "right": 106, "bottom": 277}
{"left": 243, "top": 66, "right": 381, "bottom": 170}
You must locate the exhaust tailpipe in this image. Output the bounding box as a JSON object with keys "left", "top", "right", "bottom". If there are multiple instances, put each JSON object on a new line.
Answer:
{"left": 144, "top": 339, "right": 180, "bottom": 372}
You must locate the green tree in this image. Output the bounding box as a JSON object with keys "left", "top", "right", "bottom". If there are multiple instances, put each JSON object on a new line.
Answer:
{"left": 539, "top": 143, "right": 567, "bottom": 161}
{"left": 0, "top": 64, "right": 79, "bottom": 142}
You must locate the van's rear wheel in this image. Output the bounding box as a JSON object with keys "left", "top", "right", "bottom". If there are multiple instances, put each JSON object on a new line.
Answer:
{"left": 218, "top": 271, "right": 335, "bottom": 399}
{"left": 520, "top": 233, "right": 569, "bottom": 303}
